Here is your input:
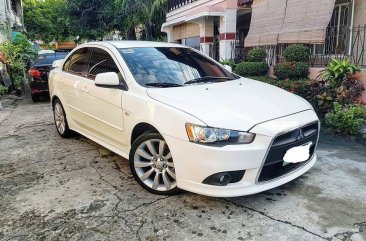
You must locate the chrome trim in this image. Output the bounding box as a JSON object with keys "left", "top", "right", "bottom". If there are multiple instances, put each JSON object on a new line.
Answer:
{"left": 255, "top": 120, "right": 320, "bottom": 184}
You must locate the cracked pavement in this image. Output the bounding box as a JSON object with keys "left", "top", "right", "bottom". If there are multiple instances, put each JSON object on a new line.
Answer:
{"left": 0, "top": 98, "right": 365, "bottom": 241}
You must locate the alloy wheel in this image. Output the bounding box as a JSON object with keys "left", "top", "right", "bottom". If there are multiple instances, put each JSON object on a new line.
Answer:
{"left": 54, "top": 102, "right": 66, "bottom": 135}
{"left": 133, "top": 139, "right": 176, "bottom": 191}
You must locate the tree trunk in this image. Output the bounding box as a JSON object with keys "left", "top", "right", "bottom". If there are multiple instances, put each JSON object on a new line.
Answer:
{"left": 126, "top": 26, "right": 137, "bottom": 40}
{"left": 145, "top": 23, "right": 153, "bottom": 41}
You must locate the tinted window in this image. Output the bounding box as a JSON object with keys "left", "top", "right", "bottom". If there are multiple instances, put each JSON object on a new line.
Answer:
{"left": 63, "top": 48, "right": 90, "bottom": 75}
{"left": 33, "top": 53, "right": 68, "bottom": 66}
{"left": 87, "top": 48, "right": 120, "bottom": 80}
{"left": 119, "top": 47, "right": 238, "bottom": 87}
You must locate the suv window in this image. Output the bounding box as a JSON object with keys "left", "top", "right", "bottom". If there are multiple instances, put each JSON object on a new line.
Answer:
{"left": 87, "top": 48, "right": 121, "bottom": 80}
{"left": 63, "top": 48, "right": 90, "bottom": 75}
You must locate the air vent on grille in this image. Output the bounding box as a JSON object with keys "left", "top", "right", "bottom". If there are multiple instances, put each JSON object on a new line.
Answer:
{"left": 258, "top": 122, "right": 319, "bottom": 182}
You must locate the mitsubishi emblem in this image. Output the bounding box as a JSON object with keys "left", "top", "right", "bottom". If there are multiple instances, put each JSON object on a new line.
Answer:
{"left": 297, "top": 129, "right": 305, "bottom": 140}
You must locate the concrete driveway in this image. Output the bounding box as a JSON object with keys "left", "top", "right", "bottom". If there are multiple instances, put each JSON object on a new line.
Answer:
{"left": 0, "top": 99, "right": 365, "bottom": 241}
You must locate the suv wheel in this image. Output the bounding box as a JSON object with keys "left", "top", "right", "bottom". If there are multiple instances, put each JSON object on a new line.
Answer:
{"left": 130, "top": 133, "right": 180, "bottom": 195}
{"left": 53, "top": 99, "right": 72, "bottom": 137}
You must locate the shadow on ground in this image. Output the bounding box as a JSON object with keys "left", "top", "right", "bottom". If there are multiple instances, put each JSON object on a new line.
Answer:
{"left": 0, "top": 100, "right": 365, "bottom": 241}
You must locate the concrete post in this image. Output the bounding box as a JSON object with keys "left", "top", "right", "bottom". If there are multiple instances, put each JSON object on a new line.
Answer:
{"left": 198, "top": 17, "right": 214, "bottom": 57}
{"left": 219, "top": 9, "right": 237, "bottom": 61}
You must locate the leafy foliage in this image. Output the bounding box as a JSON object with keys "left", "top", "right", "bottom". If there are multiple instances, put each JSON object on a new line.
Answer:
{"left": 274, "top": 62, "right": 309, "bottom": 80}
{"left": 247, "top": 76, "right": 310, "bottom": 94}
{"left": 235, "top": 62, "right": 269, "bottom": 76}
{"left": 0, "top": 85, "right": 8, "bottom": 96}
{"left": 311, "top": 78, "right": 365, "bottom": 119}
{"left": 283, "top": 44, "right": 310, "bottom": 62}
{"left": 247, "top": 75, "right": 365, "bottom": 121}
{"left": 247, "top": 48, "right": 267, "bottom": 62}
{"left": 23, "top": 0, "right": 168, "bottom": 42}
{"left": 220, "top": 59, "right": 237, "bottom": 72}
{"left": 319, "top": 58, "right": 360, "bottom": 87}
{"left": 23, "top": 0, "right": 72, "bottom": 42}
{"left": 325, "top": 103, "right": 366, "bottom": 136}
{"left": 0, "top": 34, "right": 36, "bottom": 88}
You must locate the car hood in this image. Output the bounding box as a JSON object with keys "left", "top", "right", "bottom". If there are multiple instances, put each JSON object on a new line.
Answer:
{"left": 147, "top": 78, "right": 311, "bottom": 131}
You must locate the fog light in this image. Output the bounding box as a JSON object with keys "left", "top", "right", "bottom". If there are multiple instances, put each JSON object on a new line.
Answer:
{"left": 202, "top": 172, "right": 231, "bottom": 186}
{"left": 202, "top": 170, "right": 246, "bottom": 186}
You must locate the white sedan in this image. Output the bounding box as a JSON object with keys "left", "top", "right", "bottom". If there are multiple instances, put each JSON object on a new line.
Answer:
{"left": 49, "top": 41, "right": 319, "bottom": 197}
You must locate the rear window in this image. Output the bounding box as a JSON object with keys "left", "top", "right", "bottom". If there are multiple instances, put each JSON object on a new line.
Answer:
{"left": 33, "top": 53, "right": 68, "bottom": 66}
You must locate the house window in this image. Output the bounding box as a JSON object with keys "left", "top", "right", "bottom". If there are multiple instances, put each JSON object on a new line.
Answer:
{"left": 181, "top": 37, "right": 200, "bottom": 50}
{"left": 313, "top": 0, "right": 353, "bottom": 55}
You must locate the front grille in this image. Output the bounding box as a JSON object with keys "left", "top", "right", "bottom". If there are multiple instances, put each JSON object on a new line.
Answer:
{"left": 258, "top": 122, "right": 319, "bottom": 182}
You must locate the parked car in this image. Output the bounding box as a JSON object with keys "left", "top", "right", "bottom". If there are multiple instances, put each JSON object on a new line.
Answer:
{"left": 29, "top": 52, "right": 68, "bottom": 102}
{"left": 49, "top": 41, "right": 320, "bottom": 197}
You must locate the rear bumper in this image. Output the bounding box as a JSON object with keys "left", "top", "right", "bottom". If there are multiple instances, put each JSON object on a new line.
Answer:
{"left": 164, "top": 109, "right": 319, "bottom": 197}
{"left": 30, "top": 79, "right": 49, "bottom": 94}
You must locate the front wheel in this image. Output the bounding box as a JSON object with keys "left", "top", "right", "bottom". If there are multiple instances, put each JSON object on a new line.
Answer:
{"left": 129, "top": 133, "right": 180, "bottom": 195}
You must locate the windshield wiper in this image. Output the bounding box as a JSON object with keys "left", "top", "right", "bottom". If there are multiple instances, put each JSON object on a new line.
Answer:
{"left": 145, "top": 82, "right": 183, "bottom": 88}
{"left": 184, "top": 76, "right": 233, "bottom": 85}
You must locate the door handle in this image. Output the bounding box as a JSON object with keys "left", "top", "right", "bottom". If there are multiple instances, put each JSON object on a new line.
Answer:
{"left": 57, "top": 79, "right": 63, "bottom": 85}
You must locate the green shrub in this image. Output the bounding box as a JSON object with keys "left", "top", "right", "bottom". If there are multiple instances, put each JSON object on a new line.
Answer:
{"left": 274, "top": 61, "right": 309, "bottom": 80}
{"left": 235, "top": 62, "right": 269, "bottom": 76}
{"left": 283, "top": 44, "right": 310, "bottom": 62}
{"left": 319, "top": 58, "right": 360, "bottom": 87}
{"left": 314, "top": 79, "right": 363, "bottom": 118}
{"left": 0, "top": 85, "right": 8, "bottom": 96}
{"left": 247, "top": 48, "right": 267, "bottom": 62}
{"left": 325, "top": 103, "right": 366, "bottom": 136}
{"left": 220, "top": 59, "right": 237, "bottom": 72}
{"left": 0, "top": 34, "right": 36, "bottom": 90}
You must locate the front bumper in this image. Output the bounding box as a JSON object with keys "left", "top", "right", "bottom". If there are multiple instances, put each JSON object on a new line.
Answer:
{"left": 164, "top": 110, "right": 319, "bottom": 197}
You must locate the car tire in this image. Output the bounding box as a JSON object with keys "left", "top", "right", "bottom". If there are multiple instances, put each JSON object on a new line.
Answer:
{"left": 53, "top": 99, "right": 73, "bottom": 138}
{"left": 31, "top": 94, "right": 40, "bottom": 102}
{"left": 129, "top": 132, "right": 181, "bottom": 195}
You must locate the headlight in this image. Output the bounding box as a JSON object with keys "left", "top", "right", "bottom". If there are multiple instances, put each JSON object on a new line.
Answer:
{"left": 185, "top": 123, "right": 255, "bottom": 144}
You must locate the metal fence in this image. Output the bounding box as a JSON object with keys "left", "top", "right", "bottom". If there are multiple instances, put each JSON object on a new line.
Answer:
{"left": 168, "top": 0, "right": 198, "bottom": 12}
{"left": 230, "top": 25, "right": 366, "bottom": 68}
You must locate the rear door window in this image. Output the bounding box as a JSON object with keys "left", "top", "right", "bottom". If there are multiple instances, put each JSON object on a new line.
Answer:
{"left": 63, "top": 48, "right": 90, "bottom": 76}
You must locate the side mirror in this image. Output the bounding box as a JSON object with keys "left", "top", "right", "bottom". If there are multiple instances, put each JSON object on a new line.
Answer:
{"left": 223, "top": 65, "right": 232, "bottom": 72}
{"left": 52, "top": 59, "right": 63, "bottom": 69}
{"left": 95, "top": 72, "right": 120, "bottom": 88}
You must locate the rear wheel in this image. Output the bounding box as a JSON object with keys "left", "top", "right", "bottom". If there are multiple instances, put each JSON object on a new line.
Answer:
{"left": 129, "top": 133, "right": 180, "bottom": 195}
{"left": 53, "top": 99, "right": 72, "bottom": 138}
{"left": 31, "top": 94, "right": 40, "bottom": 102}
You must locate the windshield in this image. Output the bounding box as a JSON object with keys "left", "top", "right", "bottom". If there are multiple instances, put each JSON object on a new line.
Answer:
{"left": 119, "top": 47, "right": 239, "bottom": 87}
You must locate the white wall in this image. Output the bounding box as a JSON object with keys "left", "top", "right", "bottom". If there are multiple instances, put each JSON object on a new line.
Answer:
{"left": 0, "top": 0, "right": 23, "bottom": 43}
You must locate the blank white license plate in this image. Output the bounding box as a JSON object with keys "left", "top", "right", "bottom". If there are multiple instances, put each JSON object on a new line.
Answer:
{"left": 283, "top": 142, "right": 313, "bottom": 164}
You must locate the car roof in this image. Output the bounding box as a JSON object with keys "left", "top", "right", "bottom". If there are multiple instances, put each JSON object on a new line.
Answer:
{"left": 85, "top": 41, "right": 186, "bottom": 49}
{"left": 38, "top": 52, "right": 68, "bottom": 56}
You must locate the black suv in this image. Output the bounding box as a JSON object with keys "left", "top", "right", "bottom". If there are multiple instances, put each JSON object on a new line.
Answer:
{"left": 29, "top": 52, "right": 68, "bottom": 102}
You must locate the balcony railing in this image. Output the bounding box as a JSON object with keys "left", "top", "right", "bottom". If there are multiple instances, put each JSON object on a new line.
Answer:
{"left": 230, "top": 25, "right": 366, "bottom": 68}
{"left": 168, "top": 0, "right": 198, "bottom": 12}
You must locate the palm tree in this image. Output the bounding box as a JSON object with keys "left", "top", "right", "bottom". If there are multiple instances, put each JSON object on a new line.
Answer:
{"left": 139, "top": 0, "right": 167, "bottom": 41}
{"left": 115, "top": 0, "right": 167, "bottom": 41}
